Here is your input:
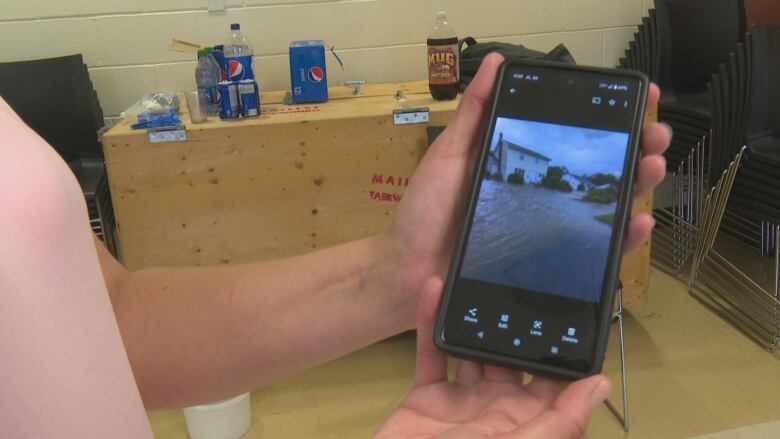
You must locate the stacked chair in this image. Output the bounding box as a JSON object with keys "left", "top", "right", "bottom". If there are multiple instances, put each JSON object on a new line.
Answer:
{"left": 621, "top": 0, "right": 747, "bottom": 278}
{"left": 0, "top": 54, "right": 119, "bottom": 257}
{"left": 620, "top": 0, "right": 746, "bottom": 173}
{"left": 620, "top": 1, "right": 780, "bottom": 349}
{"left": 689, "top": 25, "right": 780, "bottom": 351}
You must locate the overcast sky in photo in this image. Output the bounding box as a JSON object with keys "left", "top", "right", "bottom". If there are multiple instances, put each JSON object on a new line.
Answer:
{"left": 489, "top": 117, "right": 629, "bottom": 177}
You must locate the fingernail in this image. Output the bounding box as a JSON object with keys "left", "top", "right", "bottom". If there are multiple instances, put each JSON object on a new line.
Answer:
{"left": 660, "top": 122, "right": 674, "bottom": 140}
{"left": 589, "top": 379, "right": 612, "bottom": 407}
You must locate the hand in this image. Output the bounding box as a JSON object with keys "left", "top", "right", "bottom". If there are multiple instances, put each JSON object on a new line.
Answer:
{"left": 375, "top": 277, "right": 611, "bottom": 439}
{"left": 386, "top": 53, "right": 671, "bottom": 319}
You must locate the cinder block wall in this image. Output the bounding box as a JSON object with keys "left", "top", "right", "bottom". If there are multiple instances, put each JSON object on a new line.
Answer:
{"left": 0, "top": 0, "right": 653, "bottom": 119}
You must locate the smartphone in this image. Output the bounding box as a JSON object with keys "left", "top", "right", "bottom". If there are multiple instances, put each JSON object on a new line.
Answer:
{"left": 434, "top": 60, "right": 648, "bottom": 380}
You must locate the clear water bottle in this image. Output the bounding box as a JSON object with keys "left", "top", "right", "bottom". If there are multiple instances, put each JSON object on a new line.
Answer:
{"left": 224, "top": 23, "right": 255, "bottom": 82}
{"left": 195, "top": 48, "right": 221, "bottom": 115}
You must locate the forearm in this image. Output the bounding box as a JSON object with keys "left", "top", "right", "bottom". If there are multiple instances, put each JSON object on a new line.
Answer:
{"left": 112, "top": 233, "right": 412, "bottom": 409}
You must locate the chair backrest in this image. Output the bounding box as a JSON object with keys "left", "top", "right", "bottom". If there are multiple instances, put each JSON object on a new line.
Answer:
{"left": 656, "top": 0, "right": 746, "bottom": 93}
{"left": 0, "top": 54, "right": 104, "bottom": 162}
{"left": 748, "top": 24, "right": 780, "bottom": 138}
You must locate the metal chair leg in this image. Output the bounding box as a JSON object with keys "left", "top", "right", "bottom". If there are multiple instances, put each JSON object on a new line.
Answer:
{"left": 604, "top": 286, "right": 629, "bottom": 431}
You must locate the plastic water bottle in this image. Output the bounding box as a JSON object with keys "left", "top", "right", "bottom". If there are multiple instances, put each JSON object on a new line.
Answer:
{"left": 224, "top": 23, "right": 255, "bottom": 81}
{"left": 195, "top": 48, "right": 221, "bottom": 115}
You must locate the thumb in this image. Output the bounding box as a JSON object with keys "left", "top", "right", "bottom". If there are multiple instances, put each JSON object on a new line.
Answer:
{"left": 510, "top": 375, "right": 611, "bottom": 439}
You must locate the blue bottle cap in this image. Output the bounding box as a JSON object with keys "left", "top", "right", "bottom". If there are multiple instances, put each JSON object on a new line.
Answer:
{"left": 230, "top": 23, "right": 240, "bottom": 30}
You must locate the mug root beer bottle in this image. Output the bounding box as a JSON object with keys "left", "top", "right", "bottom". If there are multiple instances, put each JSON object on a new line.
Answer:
{"left": 427, "top": 11, "right": 460, "bottom": 100}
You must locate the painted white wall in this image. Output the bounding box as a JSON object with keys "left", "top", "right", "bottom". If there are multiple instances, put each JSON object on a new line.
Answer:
{"left": 0, "top": 0, "right": 649, "bottom": 118}
{"left": 503, "top": 147, "right": 549, "bottom": 183}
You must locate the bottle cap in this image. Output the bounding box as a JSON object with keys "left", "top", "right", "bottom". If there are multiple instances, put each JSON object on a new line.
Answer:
{"left": 230, "top": 23, "right": 240, "bottom": 30}
{"left": 436, "top": 11, "right": 447, "bottom": 17}
{"left": 197, "top": 48, "right": 210, "bottom": 58}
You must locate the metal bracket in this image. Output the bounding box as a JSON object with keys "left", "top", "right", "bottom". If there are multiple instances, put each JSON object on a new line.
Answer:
{"left": 392, "top": 89, "right": 430, "bottom": 124}
{"left": 340, "top": 80, "right": 366, "bottom": 96}
{"left": 393, "top": 107, "right": 430, "bottom": 125}
{"left": 147, "top": 125, "right": 187, "bottom": 144}
{"left": 283, "top": 91, "right": 293, "bottom": 106}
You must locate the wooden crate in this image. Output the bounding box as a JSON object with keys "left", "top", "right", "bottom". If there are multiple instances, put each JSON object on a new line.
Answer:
{"left": 102, "top": 80, "right": 653, "bottom": 308}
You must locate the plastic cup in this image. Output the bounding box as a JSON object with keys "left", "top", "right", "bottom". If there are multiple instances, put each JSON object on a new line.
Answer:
{"left": 186, "top": 91, "right": 208, "bottom": 124}
{"left": 182, "top": 392, "right": 251, "bottom": 439}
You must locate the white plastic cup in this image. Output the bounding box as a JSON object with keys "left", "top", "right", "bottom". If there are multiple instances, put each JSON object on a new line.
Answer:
{"left": 185, "top": 90, "right": 209, "bottom": 124}
{"left": 183, "top": 392, "right": 251, "bottom": 439}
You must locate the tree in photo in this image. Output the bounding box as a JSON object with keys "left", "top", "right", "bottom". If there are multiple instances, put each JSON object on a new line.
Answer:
{"left": 584, "top": 186, "right": 618, "bottom": 204}
{"left": 507, "top": 171, "right": 525, "bottom": 185}
{"left": 541, "top": 166, "right": 572, "bottom": 192}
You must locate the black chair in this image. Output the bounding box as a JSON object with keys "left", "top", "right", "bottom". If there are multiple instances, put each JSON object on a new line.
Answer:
{"left": 746, "top": 25, "right": 780, "bottom": 151}
{"left": 0, "top": 54, "right": 117, "bottom": 256}
{"left": 641, "top": 1, "right": 756, "bottom": 280}
{"left": 709, "top": 25, "right": 780, "bottom": 181}
{"left": 727, "top": 25, "right": 780, "bottom": 223}
{"left": 660, "top": 0, "right": 746, "bottom": 94}
{"left": 620, "top": 0, "right": 748, "bottom": 172}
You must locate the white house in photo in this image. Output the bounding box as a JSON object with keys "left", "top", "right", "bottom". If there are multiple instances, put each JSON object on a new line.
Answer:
{"left": 487, "top": 132, "right": 552, "bottom": 183}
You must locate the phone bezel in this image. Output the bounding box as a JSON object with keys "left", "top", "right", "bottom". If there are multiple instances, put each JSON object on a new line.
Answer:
{"left": 433, "top": 59, "right": 649, "bottom": 380}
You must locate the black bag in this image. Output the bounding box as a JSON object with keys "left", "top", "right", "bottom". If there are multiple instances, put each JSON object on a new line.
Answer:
{"left": 458, "top": 37, "right": 577, "bottom": 90}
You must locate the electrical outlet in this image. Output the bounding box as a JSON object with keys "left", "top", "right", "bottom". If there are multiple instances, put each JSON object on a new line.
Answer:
{"left": 207, "top": 0, "right": 225, "bottom": 12}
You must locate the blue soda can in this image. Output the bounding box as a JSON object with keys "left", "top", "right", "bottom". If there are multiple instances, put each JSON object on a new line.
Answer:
{"left": 217, "top": 81, "right": 239, "bottom": 119}
{"left": 211, "top": 46, "right": 227, "bottom": 81}
{"left": 238, "top": 79, "right": 260, "bottom": 117}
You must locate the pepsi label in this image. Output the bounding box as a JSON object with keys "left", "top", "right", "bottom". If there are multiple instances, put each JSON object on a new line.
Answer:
{"left": 226, "top": 55, "right": 255, "bottom": 81}
{"left": 238, "top": 80, "right": 260, "bottom": 117}
{"left": 217, "top": 81, "right": 240, "bottom": 119}
{"left": 289, "top": 40, "right": 329, "bottom": 103}
{"left": 211, "top": 49, "right": 227, "bottom": 81}
{"left": 308, "top": 66, "right": 325, "bottom": 83}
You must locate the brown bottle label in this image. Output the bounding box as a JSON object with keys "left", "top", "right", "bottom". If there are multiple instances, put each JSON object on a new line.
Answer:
{"left": 428, "top": 44, "right": 459, "bottom": 85}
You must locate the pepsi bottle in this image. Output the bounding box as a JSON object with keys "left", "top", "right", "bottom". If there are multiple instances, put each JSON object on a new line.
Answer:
{"left": 224, "top": 23, "right": 255, "bottom": 81}
{"left": 427, "top": 11, "right": 459, "bottom": 100}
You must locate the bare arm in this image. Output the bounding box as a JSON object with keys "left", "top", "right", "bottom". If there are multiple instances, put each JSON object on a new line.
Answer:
{"left": 96, "top": 232, "right": 410, "bottom": 409}
{"left": 0, "top": 99, "right": 152, "bottom": 438}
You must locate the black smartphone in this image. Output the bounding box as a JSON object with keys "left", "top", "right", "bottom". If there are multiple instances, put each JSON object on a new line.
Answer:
{"left": 434, "top": 60, "right": 649, "bottom": 380}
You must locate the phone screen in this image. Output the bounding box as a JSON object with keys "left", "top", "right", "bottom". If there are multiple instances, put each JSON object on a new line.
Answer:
{"left": 438, "top": 62, "right": 645, "bottom": 375}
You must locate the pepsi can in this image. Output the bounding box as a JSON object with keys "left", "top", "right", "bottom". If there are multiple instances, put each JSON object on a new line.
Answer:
{"left": 238, "top": 79, "right": 260, "bottom": 117}
{"left": 289, "top": 40, "right": 329, "bottom": 103}
{"left": 211, "top": 45, "right": 227, "bottom": 81}
{"left": 217, "top": 81, "right": 240, "bottom": 119}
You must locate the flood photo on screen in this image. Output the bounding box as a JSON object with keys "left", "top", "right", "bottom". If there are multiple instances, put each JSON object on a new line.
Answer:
{"left": 460, "top": 117, "right": 630, "bottom": 303}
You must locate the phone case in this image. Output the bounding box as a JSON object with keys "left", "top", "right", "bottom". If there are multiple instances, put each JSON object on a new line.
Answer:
{"left": 434, "top": 59, "right": 649, "bottom": 380}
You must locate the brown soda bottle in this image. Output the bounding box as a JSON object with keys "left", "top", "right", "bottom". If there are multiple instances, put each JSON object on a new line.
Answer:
{"left": 427, "top": 11, "right": 459, "bottom": 100}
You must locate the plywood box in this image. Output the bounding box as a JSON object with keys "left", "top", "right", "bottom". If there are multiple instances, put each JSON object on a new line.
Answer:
{"left": 102, "top": 80, "right": 653, "bottom": 308}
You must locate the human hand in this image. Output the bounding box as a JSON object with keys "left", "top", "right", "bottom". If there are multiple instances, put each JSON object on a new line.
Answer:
{"left": 386, "top": 53, "right": 671, "bottom": 321}
{"left": 375, "top": 277, "right": 610, "bottom": 439}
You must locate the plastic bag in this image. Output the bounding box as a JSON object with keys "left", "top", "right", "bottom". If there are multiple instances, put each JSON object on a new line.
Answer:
{"left": 122, "top": 93, "right": 180, "bottom": 117}
{"left": 130, "top": 108, "right": 182, "bottom": 130}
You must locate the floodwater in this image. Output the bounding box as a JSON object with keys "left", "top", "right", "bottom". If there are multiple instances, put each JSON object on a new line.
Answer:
{"left": 461, "top": 180, "right": 618, "bottom": 302}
